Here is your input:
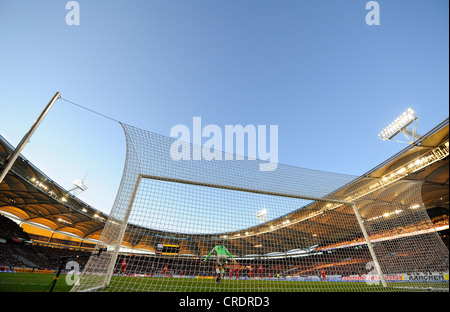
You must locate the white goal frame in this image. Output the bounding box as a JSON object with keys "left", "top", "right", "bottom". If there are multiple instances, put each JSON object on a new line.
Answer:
{"left": 97, "top": 174, "right": 388, "bottom": 290}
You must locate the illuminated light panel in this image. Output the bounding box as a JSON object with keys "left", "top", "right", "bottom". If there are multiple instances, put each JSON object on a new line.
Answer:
{"left": 378, "top": 108, "right": 416, "bottom": 141}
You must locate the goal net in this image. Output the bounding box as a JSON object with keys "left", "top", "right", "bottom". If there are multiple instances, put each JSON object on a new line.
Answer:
{"left": 71, "top": 123, "right": 448, "bottom": 292}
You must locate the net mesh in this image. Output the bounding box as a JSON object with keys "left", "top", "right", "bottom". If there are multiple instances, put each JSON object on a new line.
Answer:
{"left": 71, "top": 123, "right": 448, "bottom": 292}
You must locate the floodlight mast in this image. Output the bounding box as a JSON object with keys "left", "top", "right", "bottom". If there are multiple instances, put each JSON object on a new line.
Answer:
{"left": 255, "top": 208, "right": 268, "bottom": 223}
{"left": 68, "top": 179, "right": 88, "bottom": 196}
{"left": 0, "top": 92, "right": 61, "bottom": 184}
{"left": 68, "top": 170, "right": 89, "bottom": 196}
{"left": 378, "top": 108, "right": 421, "bottom": 144}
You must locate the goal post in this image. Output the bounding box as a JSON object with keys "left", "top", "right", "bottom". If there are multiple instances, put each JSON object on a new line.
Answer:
{"left": 350, "top": 202, "right": 387, "bottom": 288}
{"left": 103, "top": 174, "right": 143, "bottom": 287}
{"left": 71, "top": 123, "right": 448, "bottom": 292}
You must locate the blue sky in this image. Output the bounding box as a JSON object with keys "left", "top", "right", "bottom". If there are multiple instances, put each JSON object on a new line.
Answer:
{"left": 0, "top": 0, "right": 448, "bottom": 217}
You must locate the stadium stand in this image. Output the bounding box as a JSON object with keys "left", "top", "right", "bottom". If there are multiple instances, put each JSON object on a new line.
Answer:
{"left": 0, "top": 118, "right": 448, "bottom": 278}
{"left": 0, "top": 215, "right": 90, "bottom": 272}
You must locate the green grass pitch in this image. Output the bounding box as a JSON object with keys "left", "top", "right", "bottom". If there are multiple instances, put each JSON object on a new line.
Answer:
{"left": 0, "top": 273, "right": 445, "bottom": 292}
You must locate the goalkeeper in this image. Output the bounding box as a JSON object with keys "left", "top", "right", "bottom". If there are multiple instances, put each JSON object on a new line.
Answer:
{"left": 202, "top": 244, "right": 236, "bottom": 283}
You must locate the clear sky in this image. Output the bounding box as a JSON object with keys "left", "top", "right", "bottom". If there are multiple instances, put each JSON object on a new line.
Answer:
{"left": 0, "top": 0, "right": 448, "bottom": 217}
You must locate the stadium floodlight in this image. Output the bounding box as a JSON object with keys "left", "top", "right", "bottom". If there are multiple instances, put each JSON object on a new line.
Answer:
{"left": 68, "top": 179, "right": 88, "bottom": 196}
{"left": 255, "top": 208, "right": 268, "bottom": 223}
{"left": 378, "top": 108, "right": 420, "bottom": 144}
{"left": 68, "top": 170, "right": 88, "bottom": 196}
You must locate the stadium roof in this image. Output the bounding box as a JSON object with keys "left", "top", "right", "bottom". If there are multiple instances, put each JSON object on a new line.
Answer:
{"left": 0, "top": 118, "right": 448, "bottom": 256}
{"left": 0, "top": 136, "right": 108, "bottom": 242}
